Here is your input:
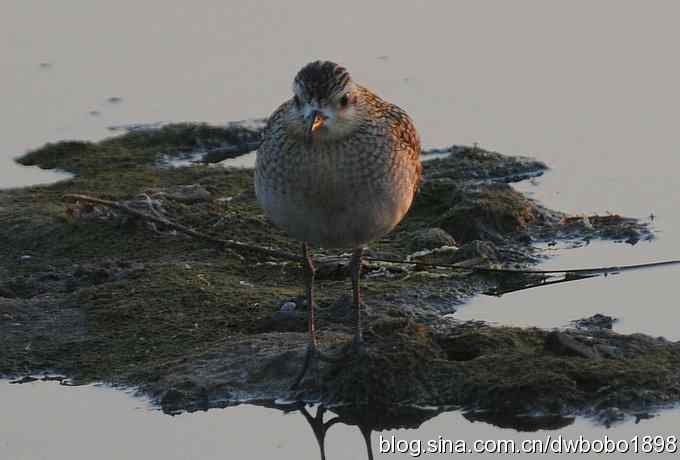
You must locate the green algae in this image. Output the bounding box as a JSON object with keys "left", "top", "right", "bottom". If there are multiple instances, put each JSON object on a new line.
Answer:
{"left": 0, "top": 123, "right": 670, "bottom": 422}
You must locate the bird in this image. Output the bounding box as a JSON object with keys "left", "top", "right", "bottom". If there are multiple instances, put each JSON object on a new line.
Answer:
{"left": 255, "top": 60, "right": 422, "bottom": 387}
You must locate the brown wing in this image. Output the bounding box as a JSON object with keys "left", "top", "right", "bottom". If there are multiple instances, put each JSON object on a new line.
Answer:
{"left": 382, "top": 101, "right": 423, "bottom": 193}
{"left": 259, "top": 101, "right": 289, "bottom": 153}
{"left": 256, "top": 100, "right": 292, "bottom": 181}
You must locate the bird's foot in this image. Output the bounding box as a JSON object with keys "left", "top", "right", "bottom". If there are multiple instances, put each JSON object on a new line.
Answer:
{"left": 350, "top": 333, "right": 369, "bottom": 359}
{"left": 351, "top": 332, "right": 364, "bottom": 349}
{"left": 290, "top": 342, "right": 322, "bottom": 391}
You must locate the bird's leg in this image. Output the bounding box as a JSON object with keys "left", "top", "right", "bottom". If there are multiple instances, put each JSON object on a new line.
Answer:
{"left": 303, "top": 242, "right": 318, "bottom": 349}
{"left": 360, "top": 424, "right": 375, "bottom": 460}
{"left": 291, "top": 242, "right": 320, "bottom": 390}
{"left": 350, "top": 247, "right": 365, "bottom": 347}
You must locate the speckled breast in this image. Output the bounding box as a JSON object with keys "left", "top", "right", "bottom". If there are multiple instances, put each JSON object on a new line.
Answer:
{"left": 255, "top": 139, "right": 419, "bottom": 249}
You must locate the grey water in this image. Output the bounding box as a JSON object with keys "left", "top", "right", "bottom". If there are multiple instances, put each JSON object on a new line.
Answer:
{"left": 2, "top": 1, "right": 680, "bottom": 458}
{"left": 3, "top": 380, "right": 680, "bottom": 459}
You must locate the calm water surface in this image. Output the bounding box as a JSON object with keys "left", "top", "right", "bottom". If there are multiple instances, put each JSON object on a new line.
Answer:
{"left": 3, "top": 381, "right": 680, "bottom": 460}
{"left": 2, "top": 1, "right": 680, "bottom": 459}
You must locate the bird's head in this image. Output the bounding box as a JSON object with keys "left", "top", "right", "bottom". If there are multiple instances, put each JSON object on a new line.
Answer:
{"left": 287, "top": 60, "right": 364, "bottom": 143}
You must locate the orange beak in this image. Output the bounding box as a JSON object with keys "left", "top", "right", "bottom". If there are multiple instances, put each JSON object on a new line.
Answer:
{"left": 305, "top": 110, "right": 327, "bottom": 142}
{"left": 311, "top": 112, "right": 327, "bottom": 131}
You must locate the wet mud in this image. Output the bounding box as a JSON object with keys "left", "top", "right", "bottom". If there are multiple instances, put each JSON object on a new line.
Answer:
{"left": 1, "top": 122, "right": 668, "bottom": 429}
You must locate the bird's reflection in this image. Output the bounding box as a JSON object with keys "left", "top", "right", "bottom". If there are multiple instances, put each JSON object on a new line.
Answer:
{"left": 276, "top": 403, "right": 575, "bottom": 460}
{"left": 278, "top": 403, "right": 444, "bottom": 460}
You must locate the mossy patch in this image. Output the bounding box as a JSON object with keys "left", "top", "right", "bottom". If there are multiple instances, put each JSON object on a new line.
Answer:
{"left": 0, "top": 123, "right": 667, "bottom": 426}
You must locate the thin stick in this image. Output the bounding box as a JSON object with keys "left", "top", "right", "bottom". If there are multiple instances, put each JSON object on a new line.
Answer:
{"left": 484, "top": 273, "right": 600, "bottom": 296}
{"left": 63, "top": 194, "right": 302, "bottom": 262}
{"left": 63, "top": 194, "right": 680, "bottom": 278}
{"left": 365, "top": 256, "right": 680, "bottom": 276}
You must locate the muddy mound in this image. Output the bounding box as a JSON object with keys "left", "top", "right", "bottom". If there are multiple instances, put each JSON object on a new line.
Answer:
{"left": 1, "top": 122, "right": 665, "bottom": 424}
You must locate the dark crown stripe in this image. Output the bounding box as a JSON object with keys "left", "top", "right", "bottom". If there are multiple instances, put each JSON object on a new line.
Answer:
{"left": 294, "top": 60, "right": 351, "bottom": 101}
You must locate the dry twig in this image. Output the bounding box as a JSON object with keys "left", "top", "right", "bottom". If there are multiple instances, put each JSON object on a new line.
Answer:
{"left": 63, "top": 193, "right": 302, "bottom": 262}
{"left": 63, "top": 193, "right": 680, "bottom": 296}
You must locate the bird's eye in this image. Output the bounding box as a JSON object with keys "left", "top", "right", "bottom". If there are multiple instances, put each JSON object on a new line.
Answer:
{"left": 339, "top": 93, "right": 350, "bottom": 108}
{"left": 293, "top": 95, "right": 301, "bottom": 107}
